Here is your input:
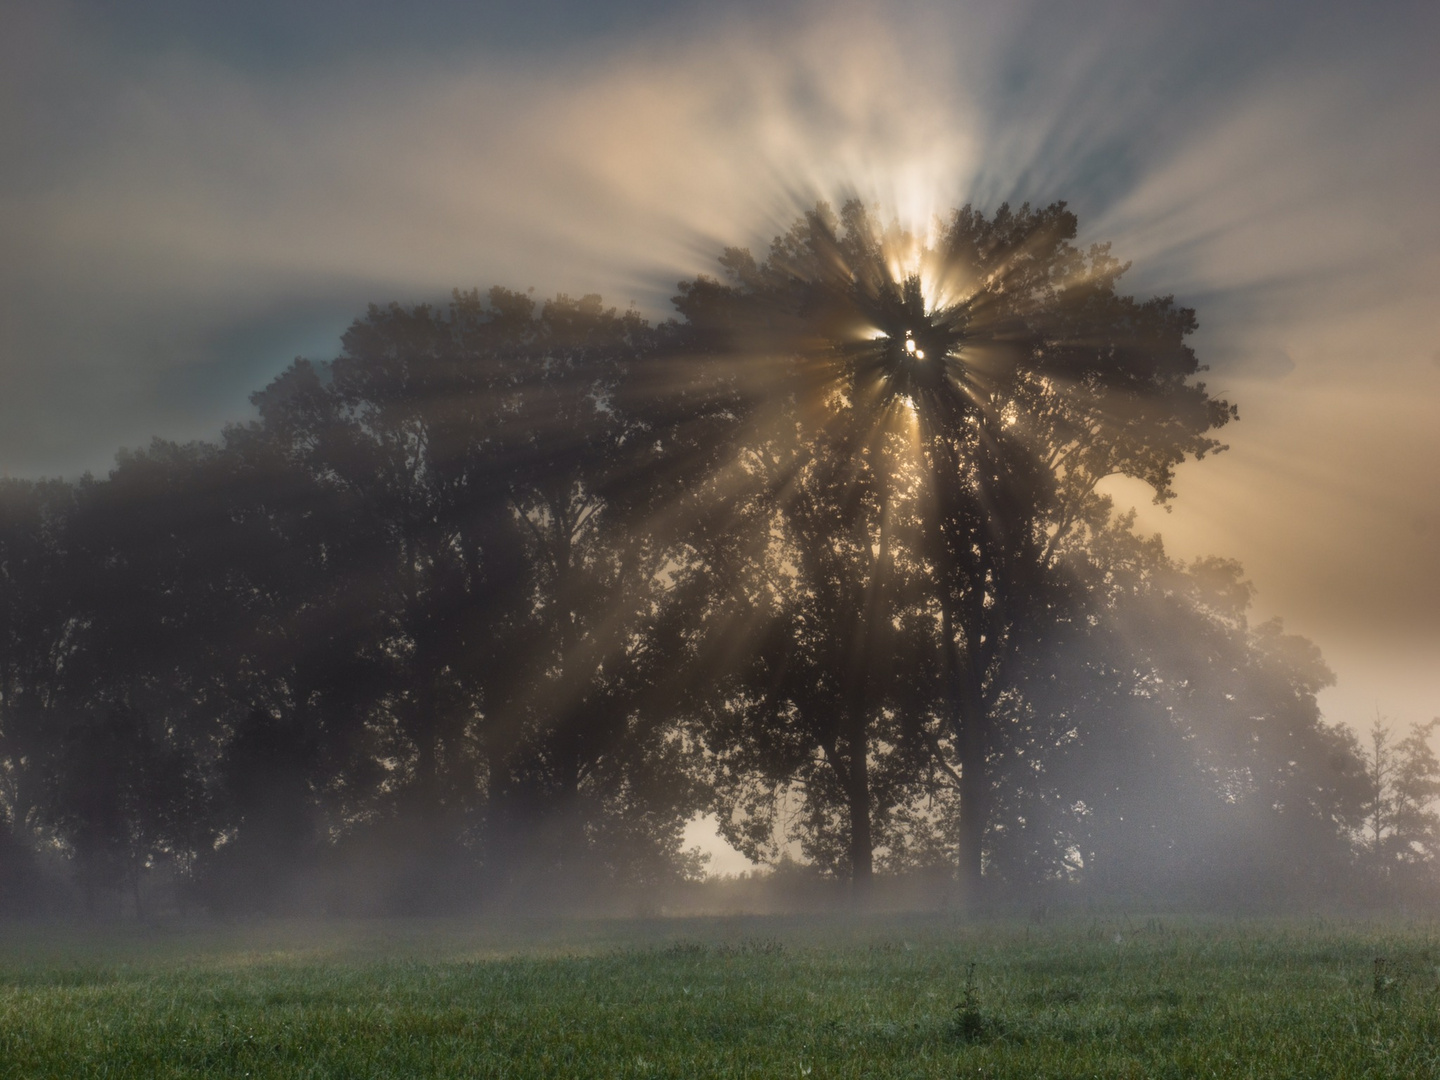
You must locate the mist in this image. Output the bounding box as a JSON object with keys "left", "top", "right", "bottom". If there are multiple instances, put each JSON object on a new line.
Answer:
{"left": 1, "top": 0, "right": 1438, "bottom": 919}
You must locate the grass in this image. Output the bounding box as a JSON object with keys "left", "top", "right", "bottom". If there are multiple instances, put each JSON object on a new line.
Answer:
{"left": 3, "top": 913, "right": 1440, "bottom": 1077}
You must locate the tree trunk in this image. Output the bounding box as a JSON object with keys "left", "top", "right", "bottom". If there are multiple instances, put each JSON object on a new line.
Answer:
{"left": 944, "top": 599, "right": 988, "bottom": 908}
{"left": 955, "top": 692, "right": 987, "bottom": 907}
{"left": 842, "top": 487, "right": 895, "bottom": 906}
{"left": 557, "top": 730, "right": 585, "bottom": 875}
{"left": 844, "top": 721, "right": 874, "bottom": 905}
{"left": 485, "top": 736, "right": 526, "bottom": 898}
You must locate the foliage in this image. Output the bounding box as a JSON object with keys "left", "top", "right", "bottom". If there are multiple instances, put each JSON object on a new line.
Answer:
{"left": 0, "top": 202, "right": 1430, "bottom": 914}
{"left": 681, "top": 201, "right": 1243, "bottom": 897}
{"left": 987, "top": 516, "right": 1367, "bottom": 901}
{"left": 47, "top": 703, "right": 204, "bottom": 915}
{"left": 1358, "top": 717, "right": 1440, "bottom": 901}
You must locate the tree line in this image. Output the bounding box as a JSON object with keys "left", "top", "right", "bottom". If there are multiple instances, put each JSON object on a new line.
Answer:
{"left": 1, "top": 202, "right": 1435, "bottom": 916}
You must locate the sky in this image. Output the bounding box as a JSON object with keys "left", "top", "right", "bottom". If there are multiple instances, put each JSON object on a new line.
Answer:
{"left": 3, "top": 0, "right": 1438, "bottom": 859}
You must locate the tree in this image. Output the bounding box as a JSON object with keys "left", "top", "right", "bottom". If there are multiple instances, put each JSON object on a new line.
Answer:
{"left": 696, "top": 381, "right": 940, "bottom": 894}
{"left": 198, "top": 708, "right": 320, "bottom": 913}
{"left": 47, "top": 702, "right": 201, "bottom": 916}
{"left": 676, "top": 200, "right": 1235, "bottom": 900}
{"left": 1358, "top": 717, "right": 1440, "bottom": 902}
{"left": 236, "top": 287, "right": 725, "bottom": 902}
{"left": 0, "top": 202, "right": 1391, "bottom": 916}
{"left": 984, "top": 515, "right": 1366, "bottom": 903}
{"left": 0, "top": 478, "right": 78, "bottom": 872}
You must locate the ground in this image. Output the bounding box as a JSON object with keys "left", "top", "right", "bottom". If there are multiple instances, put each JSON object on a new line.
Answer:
{"left": 2, "top": 912, "right": 1438, "bottom": 1077}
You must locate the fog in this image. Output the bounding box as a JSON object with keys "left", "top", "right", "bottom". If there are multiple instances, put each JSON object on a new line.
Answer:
{"left": 1, "top": 0, "right": 1437, "bottom": 917}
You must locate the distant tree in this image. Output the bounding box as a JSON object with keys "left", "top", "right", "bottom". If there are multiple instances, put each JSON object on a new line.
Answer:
{"left": 1358, "top": 716, "right": 1440, "bottom": 902}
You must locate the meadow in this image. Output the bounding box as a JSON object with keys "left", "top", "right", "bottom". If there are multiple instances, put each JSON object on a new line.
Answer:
{"left": 2, "top": 912, "right": 1438, "bottom": 1078}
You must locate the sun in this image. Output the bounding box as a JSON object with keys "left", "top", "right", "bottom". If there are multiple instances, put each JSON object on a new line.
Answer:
{"left": 859, "top": 274, "right": 974, "bottom": 410}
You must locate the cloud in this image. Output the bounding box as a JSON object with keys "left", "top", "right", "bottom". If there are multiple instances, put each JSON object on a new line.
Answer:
{"left": 1, "top": 3, "right": 1003, "bottom": 476}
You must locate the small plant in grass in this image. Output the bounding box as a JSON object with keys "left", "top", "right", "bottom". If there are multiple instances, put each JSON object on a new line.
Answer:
{"left": 1369, "top": 955, "right": 1438, "bottom": 997}
{"left": 716, "top": 937, "right": 785, "bottom": 957}
{"left": 1374, "top": 957, "right": 1394, "bottom": 996}
{"left": 953, "top": 961, "right": 991, "bottom": 1042}
{"left": 664, "top": 940, "right": 708, "bottom": 957}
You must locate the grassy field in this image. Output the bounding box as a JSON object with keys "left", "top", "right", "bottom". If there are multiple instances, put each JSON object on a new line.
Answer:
{"left": 2, "top": 912, "right": 1439, "bottom": 1078}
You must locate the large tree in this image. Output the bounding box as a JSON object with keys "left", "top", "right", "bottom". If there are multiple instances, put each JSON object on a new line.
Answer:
{"left": 0, "top": 201, "right": 1404, "bottom": 916}
{"left": 677, "top": 200, "right": 1235, "bottom": 899}
{"left": 236, "top": 288, "right": 724, "bottom": 902}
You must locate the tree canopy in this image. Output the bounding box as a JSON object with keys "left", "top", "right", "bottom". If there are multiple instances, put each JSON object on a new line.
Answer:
{"left": 0, "top": 201, "right": 1428, "bottom": 916}
{"left": 677, "top": 201, "right": 1238, "bottom": 898}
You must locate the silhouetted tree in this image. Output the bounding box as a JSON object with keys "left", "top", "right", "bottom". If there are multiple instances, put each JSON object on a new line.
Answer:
{"left": 198, "top": 708, "right": 320, "bottom": 913}
{"left": 0, "top": 478, "right": 79, "bottom": 865}
{"left": 676, "top": 200, "right": 1235, "bottom": 900}
{"left": 696, "top": 383, "right": 940, "bottom": 895}
{"left": 234, "top": 288, "right": 724, "bottom": 902}
{"left": 48, "top": 702, "right": 201, "bottom": 915}
{"left": 0, "top": 202, "right": 1405, "bottom": 917}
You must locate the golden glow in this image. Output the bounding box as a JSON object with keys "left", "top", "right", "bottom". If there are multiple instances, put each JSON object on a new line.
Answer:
{"left": 905, "top": 337, "right": 917, "bottom": 354}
